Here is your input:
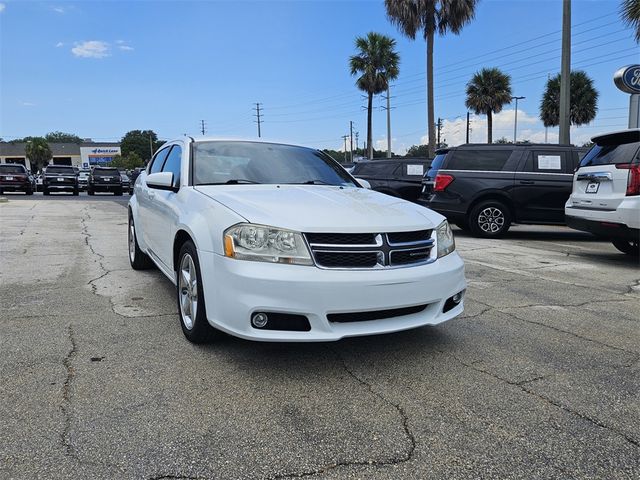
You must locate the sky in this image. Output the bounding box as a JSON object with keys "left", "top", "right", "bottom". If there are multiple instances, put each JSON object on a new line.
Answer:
{"left": 1, "top": 0, "right": 638, "bottom": 154}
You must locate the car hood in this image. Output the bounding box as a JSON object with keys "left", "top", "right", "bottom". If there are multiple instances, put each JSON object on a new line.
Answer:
{"left": 195, "top": 185, "right": 444, "bottom": 232}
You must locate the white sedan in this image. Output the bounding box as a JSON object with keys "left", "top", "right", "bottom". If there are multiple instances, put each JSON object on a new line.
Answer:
{"left": 128, "top": 138, "right": 466, "bottom": 343}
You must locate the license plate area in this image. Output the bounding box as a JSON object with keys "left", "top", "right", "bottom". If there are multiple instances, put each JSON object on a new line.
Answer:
{"left": 585, "top": 182, "right": 599, "bottom": 194}
{"left": 6, "top": 176, "right": 14, "bottom": 180}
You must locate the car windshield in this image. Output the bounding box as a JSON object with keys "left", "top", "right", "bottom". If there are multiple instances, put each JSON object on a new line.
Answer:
{"left": 193, "top": 141, "right": 357, "bottom": 187}
{"left": 0, "top": 165, "right": 25, "bottom": 174}
{"left": 46, "top": 167, "right": 75, "bottom": 174}
{"left": 93, "top": 168, "right": 119, "bottom": 175}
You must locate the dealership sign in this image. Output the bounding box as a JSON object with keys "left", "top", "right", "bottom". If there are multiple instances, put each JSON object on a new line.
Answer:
{"left": 80, "top": 146, "right": 121, "bottom": 166}
{"left": 614, "top": 65, "right": 640, "bottom": 94}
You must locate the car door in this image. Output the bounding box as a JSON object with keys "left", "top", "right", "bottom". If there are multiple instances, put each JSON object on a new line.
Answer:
{"left": 514, "top": 150, "right": 572, "bottom": 223}
{"left": 137, "top": 146, "right": 171, "bottom": 256}
{"left": 148, "top": 144, "right": 184, "bottom": 268}
{"left": 392, "top": 161, "right": 428, "bottom": 201}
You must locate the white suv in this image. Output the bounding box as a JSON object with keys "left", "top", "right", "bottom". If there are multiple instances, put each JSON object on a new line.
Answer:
{"left": 128, "top": 138, "right": 466, "bottom": 343}
{"left": 565, "top": 129, "right": 640, "bottom": 256}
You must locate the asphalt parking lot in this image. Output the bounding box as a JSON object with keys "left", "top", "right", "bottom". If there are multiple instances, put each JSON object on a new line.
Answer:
{"left": 1, "top": 196, "right": 639, "bottom": 480}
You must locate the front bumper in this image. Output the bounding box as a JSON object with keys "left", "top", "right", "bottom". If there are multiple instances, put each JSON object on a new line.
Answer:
{"left": 199, "top": 251, "right": 466, "bottom": 342}
{"left": 0, "top": 181, "right": 31, "bottom": 191}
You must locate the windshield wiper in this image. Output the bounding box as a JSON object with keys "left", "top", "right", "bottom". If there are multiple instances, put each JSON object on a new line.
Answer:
{"left": 296, "top": 180, "right": 333, "bottom": 185}
{"left": 197, "top": 179, "right": 261, "bottom": 185}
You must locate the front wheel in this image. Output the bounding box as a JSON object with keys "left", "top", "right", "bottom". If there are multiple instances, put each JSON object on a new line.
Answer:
{"left": 43, "top": 188, "right": 50, "bottom": 196}
{"left": 128, "top": 214, "right": 153, "bottom": 270}
{"left": 87, "top": 188, "right": 94, "bottom": 196}
{"left": 469, "top": 200, "right": 512, "bottom": 238}
{"left": 177, "top": 241, "right": 218, "bottom": 343}
{"left": 72, "top": 188, "right": 79, "bottom": 196}
{"left": 612, "top": 239, "right": 640, "bottom": 257}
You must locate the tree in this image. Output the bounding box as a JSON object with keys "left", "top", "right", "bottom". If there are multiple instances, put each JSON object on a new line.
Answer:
{"left": 621, "top": 0, "right": 640, "bottom": 42}
{"left": 120, "top": 130, "right": 164, "bottom": 162}
{"left": 350, "top": 32, "right": 400, "bottom": 160}
{"left": 385, "top": 0, "right": 478, "bottom": 158}
{"left": 540, "top": 71, "right": 599, "bottom": 133}
{"left": 24, "top": 137, "right": 52, "bottom": 172}
{"left": 465, "top": 67, "right": 512, "bottom": 144}
{"left": 45, "top": 131, "right": 82, "bottom": 143}
{"left": 406, "top": 144, "right": 430, "bottom": 157}
{"left": 495, "top": 137, "right": 512, "bottom": 144}
{"left": 110, "top": 152, "right": 144, "bottom": 170}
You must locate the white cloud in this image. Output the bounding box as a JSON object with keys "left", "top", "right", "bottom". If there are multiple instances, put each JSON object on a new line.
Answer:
{"left": 118, "top": 45, "right": 134, "bottom": 51}
{"left": 52, "top": 6, "right": 65, "bottom": 14}
{"left": 22, "top": 102, "right": 36, "bottom": 107}
{"left": 71, "top": 41, "right": 110, "bottom": 58}
{"left": 0, "top": 3, "right": 5, "bottom": 13}
{"left": 55, "top": 42, "right": 64, "bottom": 48}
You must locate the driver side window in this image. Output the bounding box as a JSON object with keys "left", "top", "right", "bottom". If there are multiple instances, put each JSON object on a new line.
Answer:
{"left": 149, "top": 148, "right": 170, "bottom": 174}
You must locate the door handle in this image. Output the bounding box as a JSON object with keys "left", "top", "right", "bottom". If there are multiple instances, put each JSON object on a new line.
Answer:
{"left": 519, "top": 180, "right": 535, "bottom": 185}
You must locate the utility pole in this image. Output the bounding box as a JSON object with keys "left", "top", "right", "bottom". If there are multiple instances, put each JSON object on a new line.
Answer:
{"left": 466, "top": 112, "right": 470, "bottom": 144}
{"left": 253, "top": 103, "right": 262, "bottom": 138}
{"left": 349, "top": 121, "right": 354, "bottom": 163}
{"left": 511, "top": 96, "right": 525, "bottom": 143}
{"left": 559, "top": 0, "right": 571, "bottom": 144}
{"left": 149, "top": 134, "right": 154, "bottom": 159}
{"left": 436, "top": 117, "right": 442, "bottom": 149}
{"left": 381, "top": 87, "right": 393, "bottom": 158}
{"left": 355, "top": 132, "right": 359, "bottom": 153}
{"left": 200, "top": 120, "right": 206, "bottom": 136}
{"left": 341, "top": 135, "right": 349, "bottom": 163}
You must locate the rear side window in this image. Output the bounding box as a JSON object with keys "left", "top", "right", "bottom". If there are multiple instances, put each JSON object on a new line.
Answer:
{"left": 149, "top": 147, "right": 171, "bottom": 174}
{"left": 425, "top": 153, "right": 447, "bottom": 180}
{"left": 579, "top": 141, "right": 640, "bottom": 167}
{"left": 446, "top": 149, "right": 512, "bottom": 171}
{"left": 161, "top": 145, "right": 182, "bottom": 187}
{"left": 352, "top": 162, "right": 399, "bottom": 176}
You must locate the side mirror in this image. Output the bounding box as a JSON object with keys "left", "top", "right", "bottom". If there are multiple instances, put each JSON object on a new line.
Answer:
{"left": 146, "top": 172, "right": 176, "bottom": 191}
{"left": 355, "top": 178, "right": 371, "bottom": 189}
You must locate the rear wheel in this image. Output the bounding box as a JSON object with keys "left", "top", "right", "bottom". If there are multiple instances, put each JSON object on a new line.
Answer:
{"left": 177, "top": 240, "right": 218, "bottom": 343}
{"left": 26, "top": 187, "right": 34, "bottom": 195}
{"left": 88, "top": 188, "right": 94, "bottom": 196}
{"left": 612, "top": 239, "right": 640, "bottom": 257}
{"left": 128, "top": 214, "right": 153, "bottom": 270}
{"left": 469, "top": 200, "right": 512, "bottom": 238}
{"left": 43, "top": 187, "right": 50, "bottom": 196}
{"left": 72, "top": 188, "right": 79, "bottom": 196}
{"left": 115, "top": 189, "right": 123, "bottom": 196}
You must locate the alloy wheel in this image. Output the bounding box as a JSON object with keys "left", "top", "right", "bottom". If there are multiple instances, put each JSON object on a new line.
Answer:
{"left": 128, "top": 218, "right": 136, "bottom": 263}
{"left": 477, "top": 207, "right": 505, "bottom": 234}
{"left": 178, "top": 254, "right": 198, "bottom": 330}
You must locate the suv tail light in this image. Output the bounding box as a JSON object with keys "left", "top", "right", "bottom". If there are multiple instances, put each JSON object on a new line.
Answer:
{"left": 434, "top": 174, "right": 454, "bottom": 192}
{"left": 616, "top": 163, "right": 640, "bottom": 196}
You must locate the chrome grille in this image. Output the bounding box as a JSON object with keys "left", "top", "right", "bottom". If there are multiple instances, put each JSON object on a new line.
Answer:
{"left": 304, "top": 230, "right": 434, "bottom": 269}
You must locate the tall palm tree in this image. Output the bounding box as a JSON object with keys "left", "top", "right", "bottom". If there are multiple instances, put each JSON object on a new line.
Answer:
{"left": 621, "top": 0, "right": 640, "bottom": 42}
{"left": 349, "top": 32, "right": 400, "bottom": 159}
{"left": 465, "top": 68, "right": 512, "bottom": 144}
{"left": 540, "top": 71, "right": 599, "bottom": 132}
{"left": 385, "top": 0, "right": 478, "bottom": 158}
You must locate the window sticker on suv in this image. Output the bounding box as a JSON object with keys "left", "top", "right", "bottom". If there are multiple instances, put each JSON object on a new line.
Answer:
{"left": 537, "top": 155, "right": 561, "bottom": 170}
{"left": 407, "top": 164, "right": 424, "bottom": 176}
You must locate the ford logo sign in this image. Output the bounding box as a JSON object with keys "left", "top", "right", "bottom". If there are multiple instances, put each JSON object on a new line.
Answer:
{"left": 614, "top": 65, "right": 640, "bottom": 94}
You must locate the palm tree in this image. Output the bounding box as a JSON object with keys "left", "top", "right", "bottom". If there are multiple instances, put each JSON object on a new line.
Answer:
{"left": 540, "top": 71, "right": 598, "bottom": 132}
{"left": 349, "top": 32, "right": 400, "bottom": 159}
{"left": 621, "top": 0, "right": 640, "bottom": 43}
{"left": 385, "top": 0, "right": 478, "bottom": 158}
{"left": 465, "top": 68, "right": 512, "bottom": 144}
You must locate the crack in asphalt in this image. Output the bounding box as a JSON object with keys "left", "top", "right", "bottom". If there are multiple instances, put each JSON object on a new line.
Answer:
{"left": 444, "top": 351, "right": 640, "bottom": 449}
{"left": 60, "top": 325, "right": 77, "bottom": 457}
{"left": 267, "top": 348, "right": 416, "bottom": 479}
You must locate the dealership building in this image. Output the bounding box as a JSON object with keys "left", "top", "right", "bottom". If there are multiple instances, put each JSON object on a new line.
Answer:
{"left": 0, "top": 141, "right": 121, "bottom": 171}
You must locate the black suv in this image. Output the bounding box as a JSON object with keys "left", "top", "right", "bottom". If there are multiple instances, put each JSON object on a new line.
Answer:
{"left": 88, "top": 167, "right": 123, "bottom": 195}
{"left": 43, "top": 165, "right": 79, "bottom": 195}
{"left": 0, "top": 164, "right": 34, "bottom": 195}
{"left": 418, "top": 144, "right": 587, "bottom": 237}
{"left": 351, "top": 158, "right": 430, "bottom": 202}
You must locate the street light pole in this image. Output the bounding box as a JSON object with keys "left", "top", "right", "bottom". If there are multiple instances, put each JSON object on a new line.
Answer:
{"left": 511, "top": 96, "right": 525, "bottom": 143}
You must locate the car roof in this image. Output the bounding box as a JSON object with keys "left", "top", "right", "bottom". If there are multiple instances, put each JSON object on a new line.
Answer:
{"left": 178, "top": 136, "right": 312, "bottom": 150}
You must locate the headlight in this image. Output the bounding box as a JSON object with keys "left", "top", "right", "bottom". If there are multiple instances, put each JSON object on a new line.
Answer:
{"left": 436, "top": 220, "right": 455, "bottom": 258}
{"left": 223, "top": 224, "right": 313, "bottom": 266}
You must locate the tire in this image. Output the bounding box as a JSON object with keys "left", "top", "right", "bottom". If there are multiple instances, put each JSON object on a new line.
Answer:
{"left": 469, "top": 200, "right": 512, "bottom": 238}
{"left": 26, "top": 188, "right": 34, "bottom": 195}
{"left": 88, "top": 188, "right": 94, "bottom": 196}
{"left": 115, "top": 189, "right": 123, "bottom": 196}
{"left": 454, "top": 220, "right": 469, "bottom": 231}
{"left": 128, "top": 214, "right": 154, "bottom": 270}
{"left": 611, "top": 239, "right": 640, "bottom": 257}
{"left": 176, "top": 240, "right": 218, "bottom": 343}
{"left": 72, "top": 188, "right": 79, "bottom": 196}
{"left": 43, "top": 188, "right": 50, "bottom": 196}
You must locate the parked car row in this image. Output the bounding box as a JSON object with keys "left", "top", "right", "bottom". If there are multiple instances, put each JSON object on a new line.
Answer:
{"left": 15, "top": 165, "right": 134, "bottom": 195}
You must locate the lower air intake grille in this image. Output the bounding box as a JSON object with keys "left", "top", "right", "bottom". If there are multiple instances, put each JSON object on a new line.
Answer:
{"left": 327, "top": 304, "right": 429, "bottom": 323}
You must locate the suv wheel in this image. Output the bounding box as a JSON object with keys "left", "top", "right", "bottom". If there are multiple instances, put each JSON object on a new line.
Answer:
{"left": 177, "top": 240, "right": 219, "bottom": 343}
{"left": 611, "top": 239, "right": 640, "bottom": 257}
{"left": 43, "top": 187, "right": 50, "bottom": 196}
{"left": 469, "top": 200, "right": 512, "bottom": 238}
{"left": 128, "top": 214, "right": 153, "bottom": 270}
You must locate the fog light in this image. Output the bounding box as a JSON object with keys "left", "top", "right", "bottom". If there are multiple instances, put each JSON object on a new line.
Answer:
{"left": 452, "top": 292, "right": 463, "bottom": 304}
{"left": 251, "top": 312, "right": 269, "bottom": 328}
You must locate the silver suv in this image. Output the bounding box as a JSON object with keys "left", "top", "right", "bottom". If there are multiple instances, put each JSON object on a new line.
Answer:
{"left": 565, "top": 129, "right": 640, "bottom": 256}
